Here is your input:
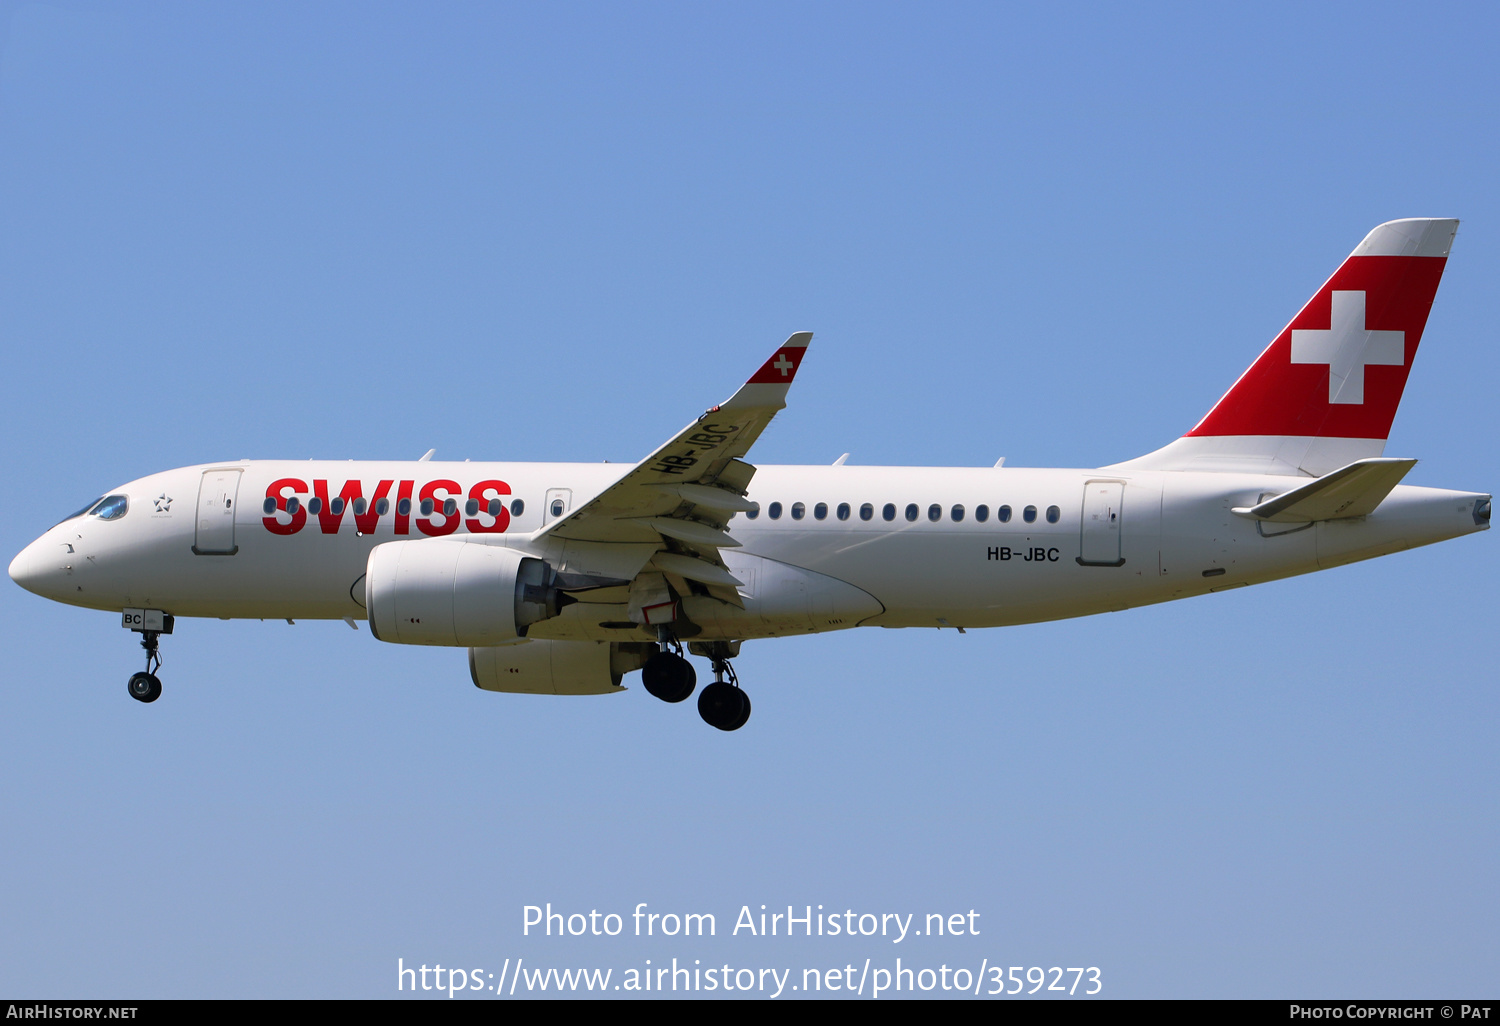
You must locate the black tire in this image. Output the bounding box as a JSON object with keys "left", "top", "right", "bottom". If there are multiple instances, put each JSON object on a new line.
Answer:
{"left": 727, "top": 687, "right": 751, "bottom": 731}
{"left": 128, "top": 671, "right": 162, "bottom": 704}
{"left": 698, "top": 681, "right": 750, "bottom": 731}
{"left": 641, "top": 652, "right": 696, "bottom": 703}
{"left": 641, "top": 652, "right": 673, "bottom": 700}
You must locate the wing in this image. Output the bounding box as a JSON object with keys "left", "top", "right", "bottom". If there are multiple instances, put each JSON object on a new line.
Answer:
{"left": 538, "top": 331, "right": 811, "bottom": 604}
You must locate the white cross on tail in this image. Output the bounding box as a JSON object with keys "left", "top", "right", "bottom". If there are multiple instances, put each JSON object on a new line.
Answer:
{"left": 773, "top": 354, "right": 794, "bottom": 376}
{"left": 1289, "top": 290, "right": 1404, "bottom": 404}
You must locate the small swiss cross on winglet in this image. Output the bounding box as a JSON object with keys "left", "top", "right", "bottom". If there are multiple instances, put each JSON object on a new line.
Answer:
{"left": 747, "top": 331, "right": 813, "bottom": 384}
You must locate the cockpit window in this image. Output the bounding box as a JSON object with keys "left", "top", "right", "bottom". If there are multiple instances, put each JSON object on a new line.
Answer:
{"left": 61, "top": 497, "right": 105, "bottom": 524}
{"left": 92, "top": 495, "right": 129, "bottom": 520}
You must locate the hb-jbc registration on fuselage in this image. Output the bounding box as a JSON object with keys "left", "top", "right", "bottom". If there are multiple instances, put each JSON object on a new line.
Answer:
{"left": 10, "top": 219, "right": 1491, "bottom": 731}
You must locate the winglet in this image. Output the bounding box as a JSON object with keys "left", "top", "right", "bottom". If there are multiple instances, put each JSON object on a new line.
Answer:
{"left": 746, "top": 331, "right": 813, "bottom": 385}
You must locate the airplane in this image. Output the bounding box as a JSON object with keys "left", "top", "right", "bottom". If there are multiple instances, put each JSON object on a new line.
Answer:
{"left": 8, "top": 218, "right": 1490, "bottom": 731}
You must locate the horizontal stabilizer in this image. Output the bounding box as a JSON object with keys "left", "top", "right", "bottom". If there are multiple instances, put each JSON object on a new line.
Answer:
{"left": 1232, "top": 458, "right": 1417, "bottom": 523}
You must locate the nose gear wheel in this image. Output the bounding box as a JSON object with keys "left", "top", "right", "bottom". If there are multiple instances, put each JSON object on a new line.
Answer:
{"left": 127, "top": 629, "right": 165, "bottom": 704}
{"left": 128, "top": 671, "right": 162, "bottom": 703}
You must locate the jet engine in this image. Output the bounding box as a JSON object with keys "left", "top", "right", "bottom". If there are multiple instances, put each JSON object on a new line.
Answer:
{"left": 470, "top": 640, "right": 653, "bottom": 695}
{"left": 365, "top": 540, "right": 570, "bottom": 646}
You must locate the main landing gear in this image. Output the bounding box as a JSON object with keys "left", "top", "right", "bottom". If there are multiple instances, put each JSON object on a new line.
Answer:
{"left": 123, "top": 610, "right": 173, "bottom": 704}
{"left": 642, "top": 634, "right": 751, "bottom": 732}
{"left": 696, "top": 645, "right": 750, "bottom": 732}
{"left": 641, "top": 629, "right": 696, "bottom": 704}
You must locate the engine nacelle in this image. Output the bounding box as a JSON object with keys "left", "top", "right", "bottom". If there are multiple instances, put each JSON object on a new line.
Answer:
{"left": 366, "top": 540, "right": 567, "bottom": 646}
{"left": 470, "top": 640, "right": 652, "bottom": 695}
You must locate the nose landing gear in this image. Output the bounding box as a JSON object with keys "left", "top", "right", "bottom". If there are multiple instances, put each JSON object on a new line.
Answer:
{"left": 122, "top": 609, "right": 172, "bottom": 704}
{"left": 127, "top": 631, "right": 163, "bottom": 703}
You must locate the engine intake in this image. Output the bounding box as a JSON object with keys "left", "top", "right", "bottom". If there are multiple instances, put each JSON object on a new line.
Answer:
{"left": 366, "top": 540, "right": 570, "bottom": 647}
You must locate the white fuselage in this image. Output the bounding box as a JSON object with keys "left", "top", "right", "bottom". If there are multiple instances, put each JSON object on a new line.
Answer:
{"left": 10, "top": 459, "right": 1488, "bottom": 643}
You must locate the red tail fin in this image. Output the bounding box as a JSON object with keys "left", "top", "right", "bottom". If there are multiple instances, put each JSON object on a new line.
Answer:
{"left": 1116, "top": 219, "right": 1457, "bottom": 476}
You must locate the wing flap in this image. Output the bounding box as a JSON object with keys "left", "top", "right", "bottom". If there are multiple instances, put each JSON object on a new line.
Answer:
{"left": 649, "top": 551, "right": 743, "bottom": 588}
{"left": 634, "top": 516, "right": 741, "bottom": 548}
{"left": 651, "top": 482, "right": 759, "bottom": 513}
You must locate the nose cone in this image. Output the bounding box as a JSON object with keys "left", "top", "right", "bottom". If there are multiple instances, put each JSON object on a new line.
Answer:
{"left": 9, "top": 535, "right": 64, "bottom": 599}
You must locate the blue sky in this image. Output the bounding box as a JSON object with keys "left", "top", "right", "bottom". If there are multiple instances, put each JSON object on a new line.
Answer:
{"left": 1, "top": 1, "right": 1495, "bottom": 998}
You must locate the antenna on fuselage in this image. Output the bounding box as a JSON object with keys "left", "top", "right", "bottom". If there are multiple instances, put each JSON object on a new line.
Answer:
{"left": 418, "top": 449, "right": 436, "bottom": 462}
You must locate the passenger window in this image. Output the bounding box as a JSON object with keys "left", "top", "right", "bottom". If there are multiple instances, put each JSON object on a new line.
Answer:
{"left": 860, "top": 503, "right": 874, "bottom": 521}
{"left": 550, "top": 498, "right": 565, "bottom": 518}
{"left": 353, "top": 498, "right": 368, "bottom": 516}
{"left": 376, "top": 498, "right": 390, "bottom": 516}
{"left": 286, "top": 497, "right": 301, "bottom": 515}
{"left": 262, "top": 497, "right": 276, "bottom": 515}
{"left": 836, "top": 502, "right": 850, "bottom": 521}
{"left": 791, "top": 502, "right": 806, "bottom": 520}
{"left": 768, "top": 502, "right": 783, "bottom": 520}
{"left": 975, "top": 504, "right": 989, "bottom": 523}
{"left": 905, "top": 504, "right": 919, "bottom": 522}
{"left": 951, "top": 504, "right": 964, "bottom": 522}
{"left": 443, "top": 498, "right": 458, "bottom": 517}
{"left": 488, "top": 498, "right": 503, "bottom": 515}
{"left": 466, "top": 499, "right": 480, "bottom": 516}
{"left": 1023, "top": 505, "right": 1037, "bottom": 523}
{"left": 330, "top": 497, "right": 345, "bottom": 515}
{"left": 420, "top": 499, "right": 435, "bottom": 516}
{"left": 1046, "top": 505, "right": 1060, "bottom": 524}
{"left": 998, "top": 505, "right": 1012, "bottom": 523}
{"left": 307, "top": 497, "right": 323, "bottom": 515}
{"left": 510, "top": 499, "right": 525, "bottom": 517}
{"left": 927, "top": 504, "right": 941, "bottom": 522}
{"left": 745, "top": 503, "right": 760, "bottom": 520}
{"left": 813, "top": 502, "right": 827, "bottom": 520}
{"left": 882, "top": 503, "right": 896, "bottom": 522}
{"left": 398, "top": 498, "right": 412, "bottom": 516}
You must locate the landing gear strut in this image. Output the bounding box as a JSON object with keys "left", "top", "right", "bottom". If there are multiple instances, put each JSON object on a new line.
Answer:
{"left": 695, "top": 641, "right": 750, "bottom": 732}
{"left": 127, "top": 630, "right": 163, "bottom": 704}
{"left": 641, "top": 628, "right": 696, "bottom": 703}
